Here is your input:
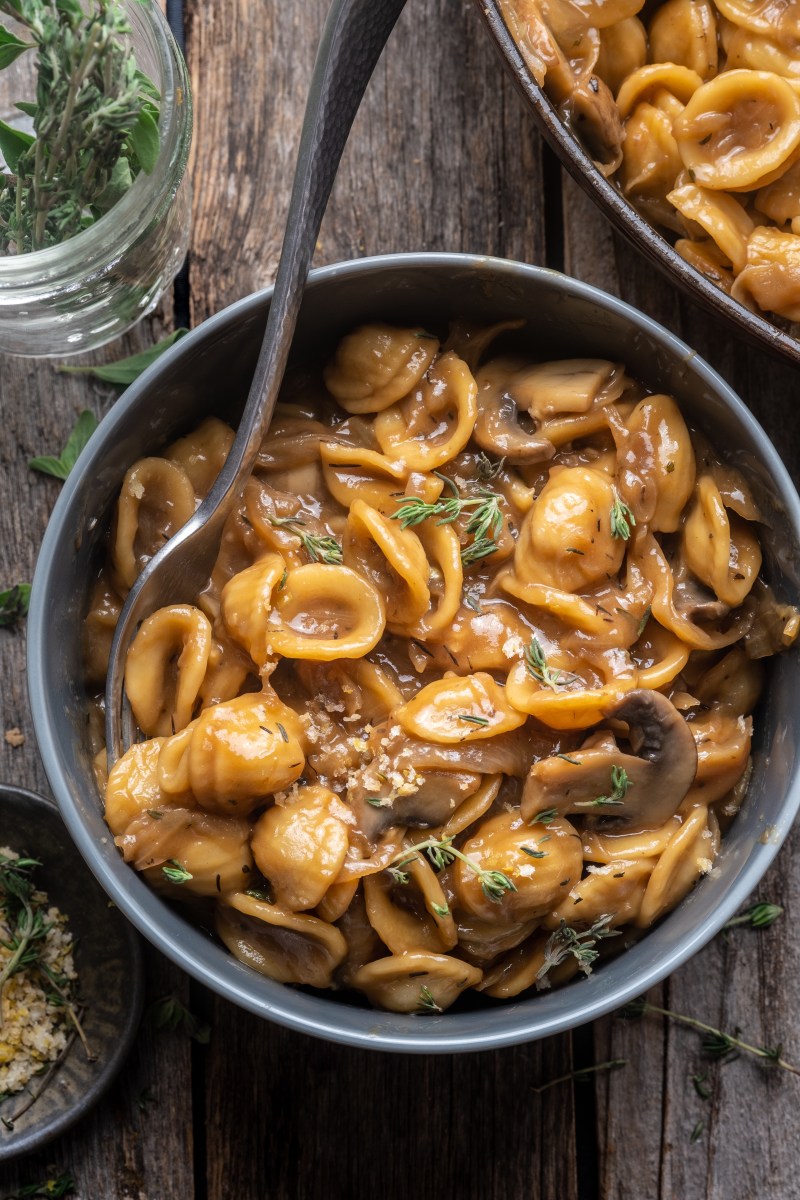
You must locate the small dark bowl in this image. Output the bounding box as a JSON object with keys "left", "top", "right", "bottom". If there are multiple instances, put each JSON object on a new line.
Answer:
{"left": 476, "top": 0, "right": 800, "bottom": 368}
{"left": 0, "top": 785, "right": 142, "bottom": 1159}
{"left": 26, "top": 253, "right": 800, "bottom": 1053}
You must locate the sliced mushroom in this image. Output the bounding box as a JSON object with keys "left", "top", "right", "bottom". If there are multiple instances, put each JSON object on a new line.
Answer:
{"left": 569, "top": 75, "right": 625, "bottom": 175}
{"left": 216, "top": 892, "right": 347, "bottom": 988}
{"left": 349, "top": 768, "right": 482, "bottom": 841}
{"left": 521, "top": 688, "right": 698, "bottom": 829}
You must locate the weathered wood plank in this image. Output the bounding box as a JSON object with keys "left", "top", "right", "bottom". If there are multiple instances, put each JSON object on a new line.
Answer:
{"left": 0, "top": 294, "right": 196, "bottom": 1195}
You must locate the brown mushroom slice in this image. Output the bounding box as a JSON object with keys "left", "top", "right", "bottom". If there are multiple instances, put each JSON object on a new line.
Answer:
{"left": 349, "top": 769, "right": 483, "bottom": 842}
{"left": 521, "top": 689, "right": 697, "bottom": 829}
{"left": 456, "top": 911, "right": 538, "bottom": 966}
{"left": 323, "top": 324, "right": 439, "bottom": 414}
{"left": 441, "top": 318, "right": 525, "bottom": 373}
{"left": 363, "top": 853, "right": 457, "bottom": 954}
{"left": 351, "top": 951, "right": 482, "bottom": 1013}
{"left": 265, "top": 563, "right": 386, "bottom": 661}
{"left": 569, "top": 75, "right": 625, "bottom": 175}
{"left": 250, "top": 786, "right": 351, "bottom": 912}
{"left": 636, "top": 805, "right": 719, "bottom": 927}
{"left": 117, "top": 808, "right": 253, "bottom": 896}
{"left": 216, "top": 893, "right": 347, "bottom": 988}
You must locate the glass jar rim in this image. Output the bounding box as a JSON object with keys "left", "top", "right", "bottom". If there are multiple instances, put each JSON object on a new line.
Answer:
{"left": 0, "top": 0, "right": 190, "bottom": 279}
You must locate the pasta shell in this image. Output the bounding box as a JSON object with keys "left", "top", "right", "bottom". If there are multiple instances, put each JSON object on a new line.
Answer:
{"left": 373, "top": 351, "right": 478, "bottom": 471}
{"left": 324, "top": 324, "right": 439, "bottom": 414}
{"left": 673, "top": 70, "right": 800, "bottom": 191}
{"left": 351, "top": 951, "right": 482, "bottom": 1013}
{"left": 453, "top": 812, "right": 583, "bottom": 923}
{"left": 397, "top": 672, "right": 526, "bottom": 744}
{"left": 111, "top": 458, "right": 196, "bottom": 591}
{"left": 264, "top": 563, "right": 386, "bottom": 660}
{"left": 125, "top": 603, "right": 212, "bottom": 737}
{"left": 217, "top": 892, "right": 347, "bottom": 988}
{"left": 250, "top": 786, "right": 351, "bottom": 911}
{"left": 343, "top": 499, "right": 431, "bottom": 628}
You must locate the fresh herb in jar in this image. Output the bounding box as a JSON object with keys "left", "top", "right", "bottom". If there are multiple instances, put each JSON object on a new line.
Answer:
{"left": 0, "top": 0, "right": 160, "bottom": 254}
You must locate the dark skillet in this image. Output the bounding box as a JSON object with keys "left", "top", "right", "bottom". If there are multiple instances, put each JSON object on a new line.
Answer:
{"left": 475, "top": 0, "right": 800, "bottom": 368}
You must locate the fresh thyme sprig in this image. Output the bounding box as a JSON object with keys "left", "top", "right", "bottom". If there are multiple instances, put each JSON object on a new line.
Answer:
{"left": 390, "top": 479, "right": 504, "bottom": 565}
{"left": 476, "top": 451, "right": 505, "bottom": 481}
{"left": 162, "top": 859, "right": 192, "bottom": 885}
{"left": 723, "top": 902, "right": 784, "bottom": 930}
{"left": 148, "top": 993, "right": 210, "bottom": 1044}
{"left": 536, "top": 915, "right": 620, "bottom": 985}
{"left": 531, "top": 1058, "right": 627, "bottom": 1094}
{"left": 388, "top": 835, "right": 516, "bottom": 904}
{"left": 524, "top": 637, "right": 575, "bottom": 691}
{"left": 621, "top": 999, "right": 800, "bottom": 1077}
{"left": 4, "top": 1171, "right": 77, "bottom": 1198}
{"left": 0, "top": 0, "right": 160, "bottom": 253}
{"left": 417, "top": 985, "right": 442, "bottom": 1014}
{"left": 576, "top": 764, "right": 631, "bottom": 809}
{"left": 610, "top": 488, "right": 636, "bottom": 540}
{"left": 268, "top": 515, "right": 343, "bottom": 564}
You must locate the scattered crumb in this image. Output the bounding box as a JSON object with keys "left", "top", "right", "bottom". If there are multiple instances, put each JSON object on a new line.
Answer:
{"left": 4, "top": 728, "right": 24, "bottom": 748}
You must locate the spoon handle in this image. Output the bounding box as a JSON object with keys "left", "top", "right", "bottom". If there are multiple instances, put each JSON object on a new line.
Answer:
{"left": 200, "top": 0, "right": 408, "bottom": 521}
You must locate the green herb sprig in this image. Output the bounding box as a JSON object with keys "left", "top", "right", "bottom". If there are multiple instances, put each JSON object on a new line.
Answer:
{"left": 723, "top": 902, "right": 784, "bottom": 931}
{"left": 576, "top": 765, "right": 631, "bottom": 809}
{"left": 0, "top": 0, "right": 160, "bottom": 253}
{"left": 621, "top": 998, "right": 800, "bottom": 1077}
{"left": 536, "top": 915, "right": 620, "bottom": 985}
{"left": 3, "top": 1172, "right": 77, "bottom": 1199}
{"left": 610, "top": 488, "right": 636, "bottom": 540}
{"left": 524, "top": 637, "right": 575, "bottom": 691}
{"left": 268, "top": 515, "right": 343, "bottom": 564}
{"left": 148, "top": 993, "right": 210, "bottom": 1044}
{"left": 391, "top": 477, "right": 504, "bottom": 565}
{"left": 389, "top": 835, "right": 516, "bottom": 904}
{"left": 29, "top": 411, "right": 98, "bottom": 480}
{"left": 59, "top": 329, "right": 189, "bottom": 386}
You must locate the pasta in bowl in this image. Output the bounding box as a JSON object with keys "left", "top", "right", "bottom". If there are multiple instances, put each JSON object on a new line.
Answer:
{"left": 27, "top": 255, "right": 800, "bottom": 1050}
{"left": 479, "top": 0, "right": 800, "bottom": 364}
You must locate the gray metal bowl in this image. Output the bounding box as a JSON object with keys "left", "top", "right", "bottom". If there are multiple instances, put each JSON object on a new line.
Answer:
{"left": 27, "top": 253, "right": 800, "bottom": 1053}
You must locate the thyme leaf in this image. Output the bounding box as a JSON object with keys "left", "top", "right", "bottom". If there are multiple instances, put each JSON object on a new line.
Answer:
{"left": 148, "top": 993, "right": 210, "bottom": 1044}
{"left": 389, "top": 835, "right": 516, "bottom": 904}
{"left": 610, "top": 488, "right": 636, "bottom": 541}
{"left": 536, "top": 914, "right": 620, "bottom": 985}
{"left": 575, "top": 764, "right": 631, "bottom": 809}
{"left": 723, "top": 902, "right": 783, "bottom": 930}
{"left": 162, "top": 859, "right": 192, "bottom": 885}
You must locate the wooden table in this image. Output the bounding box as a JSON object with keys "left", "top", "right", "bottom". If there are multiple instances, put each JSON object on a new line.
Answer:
{"left": 0, "top": 1, "right": 798, "bottom": 1196}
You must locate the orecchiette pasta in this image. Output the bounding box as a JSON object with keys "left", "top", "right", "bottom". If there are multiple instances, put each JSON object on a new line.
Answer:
{"left": 89, "top": 321, "right": 796, "bottom": 1014}
{"left": 500, "top": 0, "right": 800, "bottom": 324}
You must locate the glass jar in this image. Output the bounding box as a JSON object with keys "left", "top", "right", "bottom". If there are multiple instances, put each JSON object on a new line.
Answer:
{"left": 0, "top": 1, "right": 192, "bottom": 357}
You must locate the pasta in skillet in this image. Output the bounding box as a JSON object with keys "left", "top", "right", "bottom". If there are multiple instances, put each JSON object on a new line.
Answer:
{"left": 87, "top": 322, "right": 797, "bottom": 1013}
{"left": 499, "top": 0, "right": 800, "bottom": 324}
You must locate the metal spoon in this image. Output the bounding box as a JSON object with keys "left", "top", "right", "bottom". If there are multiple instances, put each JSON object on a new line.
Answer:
{"left": 105, "top": 0, "right": 408, "bottom": 764}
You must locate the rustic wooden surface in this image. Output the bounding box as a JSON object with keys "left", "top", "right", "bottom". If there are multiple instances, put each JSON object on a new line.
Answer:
{"left": 0, "top": 0, "right": 798, "bottom": 1195}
